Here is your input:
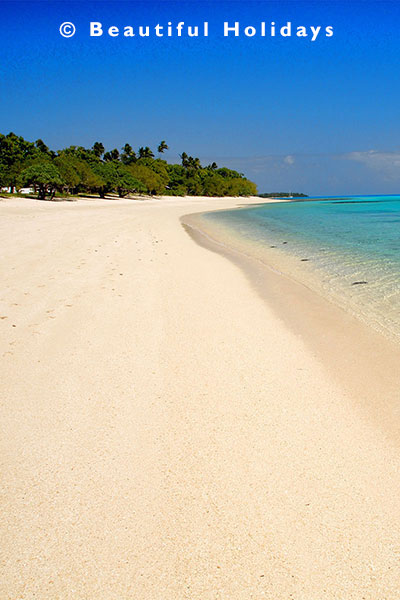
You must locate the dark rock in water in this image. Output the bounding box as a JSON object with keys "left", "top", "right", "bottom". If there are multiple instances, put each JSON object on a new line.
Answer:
{"left": 270, "top": 245, "right": 277, "bottom": 248}
{"left": 301, "top": 258, "right": 310, "bottom": 261}
{"left": 352, "top": 281, "right": 368, "bottom": 285}
{"left": 282, "top": 241, "right": 288, "bottom": 244}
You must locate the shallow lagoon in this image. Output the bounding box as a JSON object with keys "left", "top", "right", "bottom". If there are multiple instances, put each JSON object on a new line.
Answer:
{"left": 202, "top": 196, "right": 400, "bottom": 340}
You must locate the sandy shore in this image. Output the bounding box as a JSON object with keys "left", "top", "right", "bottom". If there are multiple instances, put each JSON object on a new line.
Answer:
{"left": 1, "top": 196, "right": 400, "bottom": 599}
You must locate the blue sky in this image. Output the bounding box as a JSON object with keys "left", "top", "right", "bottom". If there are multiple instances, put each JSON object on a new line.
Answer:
{"left": 1, "top": 0, "right": 400, "bottom": 195}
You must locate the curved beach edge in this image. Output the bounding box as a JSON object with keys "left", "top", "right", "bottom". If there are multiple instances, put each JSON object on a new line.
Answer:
{"left": 181, "top": 209, "right": 400, "bottom": 445}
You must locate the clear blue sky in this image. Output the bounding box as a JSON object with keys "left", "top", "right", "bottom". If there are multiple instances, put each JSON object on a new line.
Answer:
{"left": 1, "top": 0, "right": 400, "bottom": 195}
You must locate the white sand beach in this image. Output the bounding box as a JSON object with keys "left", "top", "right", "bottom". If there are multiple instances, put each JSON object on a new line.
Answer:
{"left": 1, "top": 195, "right": 400, "bottom": 599}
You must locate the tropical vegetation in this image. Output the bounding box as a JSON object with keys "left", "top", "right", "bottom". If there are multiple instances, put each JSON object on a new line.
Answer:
{"left": 0, "top": 132, "right": 257, "bottom": 199}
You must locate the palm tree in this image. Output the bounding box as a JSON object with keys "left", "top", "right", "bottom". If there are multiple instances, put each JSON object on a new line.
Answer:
{"left": 103, "top": 149, "right": 120, "bottom": 162}
{"left": 180, "top": 152, "right": 189, "bottom": 168}
{"left": 157, "top": 140, "right": 169, "bottom": 155}
{"left": 187, "top": 156, "right": 201, "bottom": 170}
{"left": 92, "top": 142, "right": 105, "bottom": 158}
{"left": 121, "top": 143, "right": 136, "bottom": 165}
{"left": 138, "top": 146, "right": 154, "bottom": 159}
{"left": 180, "top": 154, "right": 202, "bottom": 170}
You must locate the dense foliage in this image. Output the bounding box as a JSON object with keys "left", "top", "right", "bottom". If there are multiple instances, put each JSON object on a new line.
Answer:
{"left": 0, "top": 132, "right": 257, "bottom": 199}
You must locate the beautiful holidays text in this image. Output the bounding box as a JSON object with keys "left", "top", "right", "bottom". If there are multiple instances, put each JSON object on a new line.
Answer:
{"left": 59, "top": 21, "right": 334, "bottom": 41}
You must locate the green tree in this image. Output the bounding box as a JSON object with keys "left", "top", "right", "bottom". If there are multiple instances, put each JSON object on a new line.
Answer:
{"left": 35, "top": 139, "right": 53, "bottom": 157}
{"left": 94, "top": 161, "right": 145, "bottom": 198}
{"left": 0, "top": 163, "right": 7, "bottom": 189}
{"left": 104, "top": 148, "right": 120, "bottom": 161}
{"left": 187, "top": 156, "right": 201, "bottom": 170}
{"left": 226, "top": 177, "right": 258, "bottom": 196}
{"left": 0, "top": 132, "right": 39, "bottom": 191}
{"left": 138, "top": 146, "right": 154, "bottom": 159}
{"left": 121, "top": 143, "right": 136, "bottom": 165}
{"left": 157, "top": 140, "right": 169, "bottom": 155}
{"left": 201, "top": 173, "right": 226, "bottom": 196}
{"left": 61, "top": 145, "right": 100, "bottom": 166}
{"left": 185, "top": 173, "right": 202, "bottom": 195}
{"left": 53, "top": 154, "right": 81, "bottom": 193}
{"left": 0, "top": 132, "right": 258, "bottom": 199}
{"left": 180, "top": 153, "right": 201, "bottom": 171}
{"left": 19, "top": 163, "right": 64, "bottom": 200}
{"left": 128, "top": 163, "right": 165, "bottom": 195}
{"left": 146, "top": 158, "right": 169, "bottom": 185}
{"left": 92, "top": 142, "right": 105, "bottom": 158}
{"left": 180, "top": 152, "right": 189, "bottom": 168}
{"left": 55, "top": 151, "right": 103, "bottom": 195}
{"left": 165, "top": 163, "right": 187, "bottom": 195}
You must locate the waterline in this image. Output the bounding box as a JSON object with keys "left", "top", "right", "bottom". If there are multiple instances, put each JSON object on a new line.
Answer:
{"left": 197, "top": 196, "right": 400, "bottom": 341}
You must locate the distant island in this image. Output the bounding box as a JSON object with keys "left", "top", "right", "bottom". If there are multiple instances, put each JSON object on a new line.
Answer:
{"left": 0, "top": 132, "right": 257, "bottom": 200}
{"left": 258, "top": 192, "right": 308, "bottom": 198}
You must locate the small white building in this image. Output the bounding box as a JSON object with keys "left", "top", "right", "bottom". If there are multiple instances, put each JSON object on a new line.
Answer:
{"left": 1, "top": 187, "right": 34, "bottom": 194}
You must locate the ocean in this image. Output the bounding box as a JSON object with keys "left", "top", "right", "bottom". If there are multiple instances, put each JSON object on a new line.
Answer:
{"left": 200, "top": 195, "right": 400, "bottom": 340}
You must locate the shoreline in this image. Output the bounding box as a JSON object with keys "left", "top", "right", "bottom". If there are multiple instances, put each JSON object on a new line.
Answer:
{"left": 183, "top": 202, "right": 400, "bottom": 343}
{"left": 2, "top": 195, "right": 400, "bottom": 598}
{"left": 182, "top": 209, "right": 400, "bottom": 444}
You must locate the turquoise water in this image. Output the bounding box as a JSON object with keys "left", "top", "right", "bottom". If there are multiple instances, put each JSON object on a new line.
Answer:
{"left": 202, "top": 196, "right": 400, "bottom": 339}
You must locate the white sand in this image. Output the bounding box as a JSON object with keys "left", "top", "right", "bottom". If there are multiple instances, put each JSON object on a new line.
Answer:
{"left": 1, "top": 196, "right": 399, "bottom": 599}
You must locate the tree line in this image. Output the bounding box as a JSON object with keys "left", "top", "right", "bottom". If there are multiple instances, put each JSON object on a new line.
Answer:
{"left": 0, "top": 132, "right": 258, "bottom": 199}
